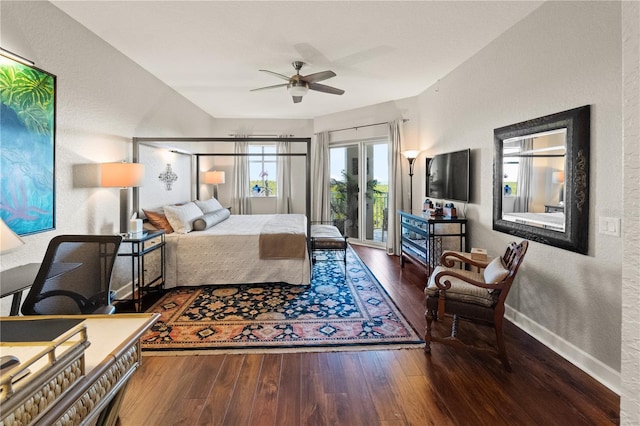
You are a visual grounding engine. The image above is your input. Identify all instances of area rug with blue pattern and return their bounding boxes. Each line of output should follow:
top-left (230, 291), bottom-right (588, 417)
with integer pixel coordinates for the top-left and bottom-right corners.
top-left (141, 247), bottom-right (424, 353)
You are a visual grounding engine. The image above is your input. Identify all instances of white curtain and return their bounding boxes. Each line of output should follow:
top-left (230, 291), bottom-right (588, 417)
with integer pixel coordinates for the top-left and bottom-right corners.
top-left (387, 119), bottom-right (405, 255)
top-left (514, 138), bottom-right (533, 213)
top-left (233, 141), bottom-right (252, 214)
top-left (276, 140), bottom-right (292, 213)
top-left (311, 131), bottom-right (331, 222)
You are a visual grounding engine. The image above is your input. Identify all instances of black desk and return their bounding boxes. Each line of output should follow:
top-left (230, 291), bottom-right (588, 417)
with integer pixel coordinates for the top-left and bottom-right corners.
top-left (0, 263), bottom-right (82, 316)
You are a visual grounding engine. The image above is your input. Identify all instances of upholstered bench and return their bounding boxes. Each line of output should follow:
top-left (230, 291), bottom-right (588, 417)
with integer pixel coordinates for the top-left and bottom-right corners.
top-left (310, 223), bottom-right (348, 269)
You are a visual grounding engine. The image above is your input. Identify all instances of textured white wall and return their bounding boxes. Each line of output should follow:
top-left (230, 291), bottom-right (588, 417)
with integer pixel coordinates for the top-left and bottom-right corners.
top-left (0, 1), bottom-right (218, 312)
top-left (621, 1), bottom-right (640, 424)
top-left (138, 145), bottom-right (194, 210)
top-left (1, 1), bottom-right (636, 415)
top-left (414, 1), bottom-right (623, 389)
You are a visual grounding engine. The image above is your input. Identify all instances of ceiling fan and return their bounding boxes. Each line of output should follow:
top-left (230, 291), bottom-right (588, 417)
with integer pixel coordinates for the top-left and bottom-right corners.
top-left (251, 61), bottom-right (345, 103)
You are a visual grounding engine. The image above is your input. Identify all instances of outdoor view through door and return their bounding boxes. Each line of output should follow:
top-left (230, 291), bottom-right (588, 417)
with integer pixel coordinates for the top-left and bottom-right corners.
top-left (330, 141), bottom-right (389, 245)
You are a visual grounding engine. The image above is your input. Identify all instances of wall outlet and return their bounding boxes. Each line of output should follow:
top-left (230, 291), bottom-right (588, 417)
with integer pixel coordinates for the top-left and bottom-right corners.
top-left (598, 217), bottom-right (620, 237)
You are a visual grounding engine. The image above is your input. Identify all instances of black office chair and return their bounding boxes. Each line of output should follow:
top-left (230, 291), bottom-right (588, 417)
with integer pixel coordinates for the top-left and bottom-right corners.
top-left (21, 235), bottom-right (123, 315)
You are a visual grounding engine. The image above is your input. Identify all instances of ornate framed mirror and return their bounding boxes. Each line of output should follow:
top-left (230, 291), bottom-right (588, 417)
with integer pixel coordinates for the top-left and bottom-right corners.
top-left (493, 105), bottom-right (590, 254)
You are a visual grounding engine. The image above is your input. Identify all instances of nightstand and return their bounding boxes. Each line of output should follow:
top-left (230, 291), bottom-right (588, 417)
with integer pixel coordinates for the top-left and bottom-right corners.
top-left (117, 230), bottom-right (165, 312)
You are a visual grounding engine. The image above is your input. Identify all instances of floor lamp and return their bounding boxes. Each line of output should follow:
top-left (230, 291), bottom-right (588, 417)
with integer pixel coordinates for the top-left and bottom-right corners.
top-left (100, 162), bottom-right (145, 234)
top-left (204, 171), bottom-right (225, 199)
top-left (403, 150), bottom-right (420, 215)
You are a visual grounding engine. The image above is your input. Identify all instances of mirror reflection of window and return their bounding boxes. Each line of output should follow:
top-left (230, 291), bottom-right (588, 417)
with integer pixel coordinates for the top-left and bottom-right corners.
top-left (501, 128), bottom-right (567, 231)
top-left (503, 144), bottom-right (520, 197)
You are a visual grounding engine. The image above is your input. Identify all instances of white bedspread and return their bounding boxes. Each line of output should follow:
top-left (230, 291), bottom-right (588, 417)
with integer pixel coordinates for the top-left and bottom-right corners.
top-left (164, 214), bottom-right (310, 287)
top-left (503, 211), bottom-right (565, 232)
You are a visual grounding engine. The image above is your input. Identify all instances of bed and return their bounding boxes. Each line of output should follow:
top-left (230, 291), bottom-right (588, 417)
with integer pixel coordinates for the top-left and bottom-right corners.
top-left (143, 200), bottom-right (311, 288)
top-left (502, 211), bottom-right (565, 232)
top-left (133, 136), bottom-right (313, 288)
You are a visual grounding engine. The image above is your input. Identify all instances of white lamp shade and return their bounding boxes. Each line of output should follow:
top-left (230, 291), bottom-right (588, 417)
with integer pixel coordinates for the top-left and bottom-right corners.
top-left (402, 150), bottom-right (420, 160)
top-left (204, 171), bottom-right (225, 185)
top-left (0, 218), bottom-right (25, 253)
top-left (287, 81), bottom-right (309, 97)
top-left (552, 171), bottom-right (565, 183)
top-left (100, 162), bottom-right (145, 188)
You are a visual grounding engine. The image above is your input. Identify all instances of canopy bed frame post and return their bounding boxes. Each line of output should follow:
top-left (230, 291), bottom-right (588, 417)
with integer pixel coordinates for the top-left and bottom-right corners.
top-left (133, 137), bottom-right (140, 215)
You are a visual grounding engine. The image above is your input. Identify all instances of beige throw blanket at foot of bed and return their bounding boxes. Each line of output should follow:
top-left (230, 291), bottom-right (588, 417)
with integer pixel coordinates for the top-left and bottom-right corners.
top-left (259, 215), bottom-right (307, 259)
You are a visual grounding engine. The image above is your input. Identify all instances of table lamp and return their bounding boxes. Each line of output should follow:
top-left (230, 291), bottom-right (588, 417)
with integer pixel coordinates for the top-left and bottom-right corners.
top-left (204, 171), bottom-right (225, 199)
top-left (0, 218), bottom-right (25, 253)
top-left (100, 162), bottom-right (145, 234)
top-left (552, 171), bottom-right (565, 205)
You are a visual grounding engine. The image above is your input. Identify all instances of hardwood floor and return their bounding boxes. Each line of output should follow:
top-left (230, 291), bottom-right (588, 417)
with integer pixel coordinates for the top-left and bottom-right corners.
top-left (119, 245), bottom-right (619, 425)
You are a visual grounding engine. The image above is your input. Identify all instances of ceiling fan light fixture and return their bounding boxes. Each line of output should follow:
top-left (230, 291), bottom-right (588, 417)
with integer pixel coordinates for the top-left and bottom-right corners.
top-left (287, 81), bottom-right (309, 97)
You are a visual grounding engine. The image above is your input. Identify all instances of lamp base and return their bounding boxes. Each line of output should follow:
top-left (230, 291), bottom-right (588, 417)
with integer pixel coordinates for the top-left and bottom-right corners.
top-left (120, 188), bottom-right (129, 234)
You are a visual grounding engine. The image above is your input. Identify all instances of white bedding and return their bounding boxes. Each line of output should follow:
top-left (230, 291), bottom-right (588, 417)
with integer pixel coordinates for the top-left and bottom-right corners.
top-left (502, 211), bottom-right (565, 232)
top-left (164, 214), bottom-right (311, 287)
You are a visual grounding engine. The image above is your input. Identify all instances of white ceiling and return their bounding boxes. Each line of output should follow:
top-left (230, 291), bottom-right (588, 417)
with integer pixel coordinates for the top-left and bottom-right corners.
top-left (51, 1), bottom-right (544, 120)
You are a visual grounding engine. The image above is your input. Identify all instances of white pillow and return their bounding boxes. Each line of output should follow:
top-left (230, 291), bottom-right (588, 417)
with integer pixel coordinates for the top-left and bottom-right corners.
top-left (194, 198), bottom-right (224, 213)
top-left (483, 257), bottom-right (509, 284)
top-left (163, 202), bottom-right (203, 234)
top-left (193, 208), bottom-right (231, 231)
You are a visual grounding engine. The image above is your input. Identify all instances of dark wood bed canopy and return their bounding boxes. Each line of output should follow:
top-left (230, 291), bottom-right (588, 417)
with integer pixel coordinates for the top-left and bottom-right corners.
top-left (131, 136), bottom-right (312, 236)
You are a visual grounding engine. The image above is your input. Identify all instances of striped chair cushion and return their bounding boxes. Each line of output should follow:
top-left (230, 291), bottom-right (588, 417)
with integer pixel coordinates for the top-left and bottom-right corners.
top-left (424, 266), bottom-right (496, 307)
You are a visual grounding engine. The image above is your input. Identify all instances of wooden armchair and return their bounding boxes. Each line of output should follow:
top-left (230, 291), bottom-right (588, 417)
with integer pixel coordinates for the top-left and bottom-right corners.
top-left (424, 240), bottom-right (529, 370)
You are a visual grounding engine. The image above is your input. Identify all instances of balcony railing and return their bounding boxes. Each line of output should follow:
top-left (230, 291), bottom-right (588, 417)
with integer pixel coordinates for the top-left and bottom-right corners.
top-left (330, 192), bottom-right (388, 242)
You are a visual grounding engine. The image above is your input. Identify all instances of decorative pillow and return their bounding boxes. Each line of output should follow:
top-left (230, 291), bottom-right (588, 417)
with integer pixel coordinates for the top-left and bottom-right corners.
top-left (194, 198), bottom-right (224, 214)
top-left (142, 209), bottom-right (174, 234)
top-left (163, 202), bottom-right (204, 234)
top-left (192, 208), bottom-right (231, 231)
top-left (483, 257), bottom-right (510, 284)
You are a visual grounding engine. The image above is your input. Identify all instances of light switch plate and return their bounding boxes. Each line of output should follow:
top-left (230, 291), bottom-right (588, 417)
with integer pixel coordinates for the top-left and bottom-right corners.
top-left (599, 217), bottom-right (620, 237)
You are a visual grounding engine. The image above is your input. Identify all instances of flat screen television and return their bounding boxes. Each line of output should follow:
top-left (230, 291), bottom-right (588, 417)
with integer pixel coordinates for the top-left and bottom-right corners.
top-left (426, 149), bottom-right (470, 203)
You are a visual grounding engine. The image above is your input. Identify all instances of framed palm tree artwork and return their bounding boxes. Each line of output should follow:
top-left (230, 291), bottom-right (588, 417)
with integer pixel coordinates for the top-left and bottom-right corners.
top-left (0, 51), bottom-right (56, 235)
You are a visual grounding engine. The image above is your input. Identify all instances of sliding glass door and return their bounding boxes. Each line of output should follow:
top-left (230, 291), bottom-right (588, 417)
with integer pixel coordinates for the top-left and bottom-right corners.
top-left (329, 140), bottom-right (389, 246)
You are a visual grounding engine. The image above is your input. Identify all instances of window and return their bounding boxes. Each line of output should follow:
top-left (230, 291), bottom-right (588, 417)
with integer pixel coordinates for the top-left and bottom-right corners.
top-left (249, 144), bottom-right (277, 196)
top-left (503, 144), bottom-right (520, 196)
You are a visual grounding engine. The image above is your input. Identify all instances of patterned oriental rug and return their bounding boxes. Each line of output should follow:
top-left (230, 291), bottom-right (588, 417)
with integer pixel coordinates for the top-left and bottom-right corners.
top-left (141, 247), bottom-right (424, 354)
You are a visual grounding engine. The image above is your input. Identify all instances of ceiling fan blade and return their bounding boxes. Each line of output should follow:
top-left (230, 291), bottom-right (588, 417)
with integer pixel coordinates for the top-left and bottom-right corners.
top-left (250, 83), bottom-right (288, 92)
top-left (308, 82), bottom-right (345, 95)
top-left (294, 43), bottom-right (331, 67)
top-left (292, 96), bottom-right (303, 104)
top-left (302, 70), bottom-right (336, 84)
top-left (259, 69), bottom-right (291, 81)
